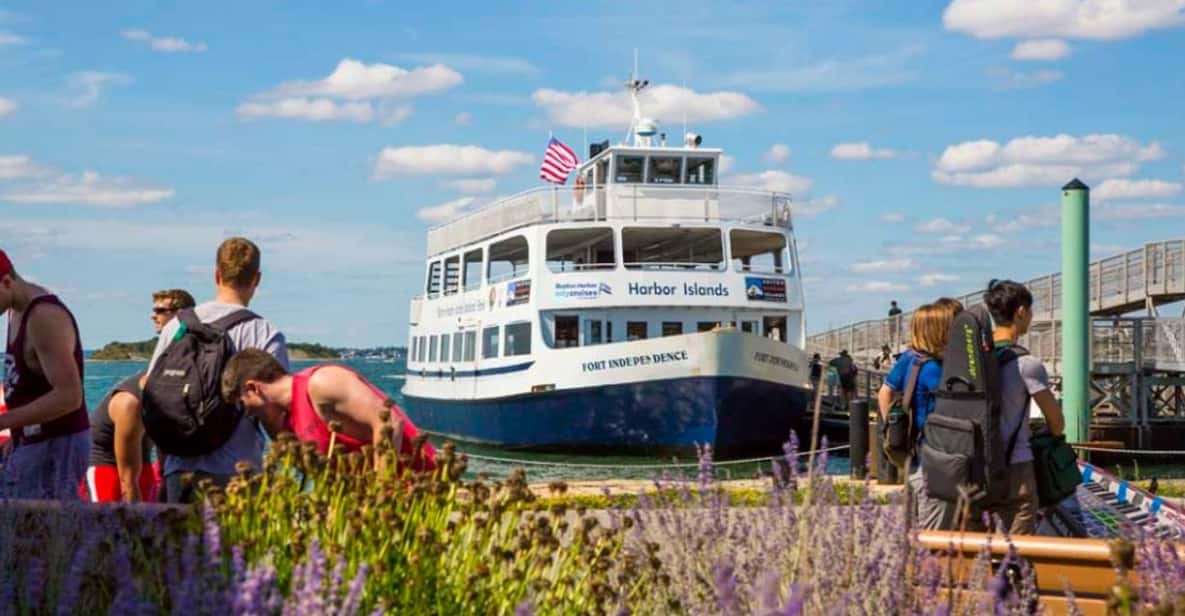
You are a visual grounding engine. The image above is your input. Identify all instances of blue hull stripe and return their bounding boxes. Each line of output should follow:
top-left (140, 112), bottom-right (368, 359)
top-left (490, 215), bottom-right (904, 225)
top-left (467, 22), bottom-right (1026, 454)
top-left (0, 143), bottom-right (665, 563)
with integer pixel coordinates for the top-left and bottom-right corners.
top-left (407, 361), bottom-right (535, 379)
top-left (403, 375), bottom-right (811, 453)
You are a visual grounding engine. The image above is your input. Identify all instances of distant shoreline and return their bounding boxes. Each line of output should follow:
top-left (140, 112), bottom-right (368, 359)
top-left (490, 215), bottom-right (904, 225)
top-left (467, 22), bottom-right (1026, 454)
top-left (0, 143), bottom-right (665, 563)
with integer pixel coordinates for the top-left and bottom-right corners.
top-left (86, 341), bottom-right (403, 362)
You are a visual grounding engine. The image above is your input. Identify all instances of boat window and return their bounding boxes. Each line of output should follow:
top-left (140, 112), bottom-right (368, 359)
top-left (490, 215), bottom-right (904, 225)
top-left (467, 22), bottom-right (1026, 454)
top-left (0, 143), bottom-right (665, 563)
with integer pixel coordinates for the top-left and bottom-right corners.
top-left (547, 228), bottom-right (615, 272)
top-left (627, 321), bottom-right (648, 341)
top-left (731, 230), bottom-right (789, 274)
top-left (463, 248), bottom-right (483, 290)
top-left (606, 321), bottom-right (614, 343)
top-left (429, 335), bottom-right (439, 362)
top-left (452, 333), bottom-right (464, 362)
top-left (662, 322), bottom-right (683, 337)
top-left (685, 158), bottom-right (715, 185)
top-left (615, 155), bottom-right (644, 183)
top-left (464, 331), bottom-right (477, 362)
top-left (555, 315), bottom-right (579, 348)
top-left (488, 236), bottom-right (530, 282)
top-left (410, 337), bottom-right (417, 363)
top-left (596, 159), bottom-right (609, 187)
top-left (440, 333), bottom-right (451, 362)
top-left (426, 261), bottom-right (442, 297)
top-left (741, 321), bottom-right (757, 334)
top-left (763, 316), bottom-right (787, 342)
top-left (622, 227), bottom-right (724, 270)
top-left (587, 320), bottom-right (603, 345)
top-left (697, 322), bottom-right (717, 333)
top-left (505, 322), bottom-right (532, 356)
top-left (420, 336), bottom-right (428, 362)
top-left (482, 326), bottom-right (499, 359)
top-left (648, 157), bottom-right (682, 184)
top-left (443, 255), bottom-right (461, 295)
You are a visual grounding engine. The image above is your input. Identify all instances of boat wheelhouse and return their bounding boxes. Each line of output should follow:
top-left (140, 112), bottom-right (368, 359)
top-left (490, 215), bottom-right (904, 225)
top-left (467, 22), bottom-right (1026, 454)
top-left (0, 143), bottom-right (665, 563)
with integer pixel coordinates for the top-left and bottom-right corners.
top-left (402, 76), bottom-right (812, 454)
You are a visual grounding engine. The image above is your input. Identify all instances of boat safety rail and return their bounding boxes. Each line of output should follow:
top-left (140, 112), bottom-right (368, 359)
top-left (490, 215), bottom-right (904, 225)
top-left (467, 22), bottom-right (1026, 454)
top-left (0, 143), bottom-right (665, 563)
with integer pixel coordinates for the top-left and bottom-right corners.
top-left (1070, 444), bottom-right (1185, 457)
top-left (426, 183), bottom-right (796, 256)
top-left (458, 444), bottom-right (851, 481)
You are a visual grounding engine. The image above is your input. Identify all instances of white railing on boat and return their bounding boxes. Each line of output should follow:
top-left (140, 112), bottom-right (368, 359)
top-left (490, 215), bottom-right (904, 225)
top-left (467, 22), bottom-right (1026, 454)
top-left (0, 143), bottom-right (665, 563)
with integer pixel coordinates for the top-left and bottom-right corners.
top-left (426, 184), bottom-right (793, 256)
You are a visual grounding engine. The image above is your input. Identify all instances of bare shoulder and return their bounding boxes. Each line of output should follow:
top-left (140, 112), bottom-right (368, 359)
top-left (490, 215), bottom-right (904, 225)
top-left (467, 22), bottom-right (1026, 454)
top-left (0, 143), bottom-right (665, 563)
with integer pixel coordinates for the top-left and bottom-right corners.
top-left (27, 300), bottom-right (74, 334)
top-left (306, 365), bottom-right (356, 398)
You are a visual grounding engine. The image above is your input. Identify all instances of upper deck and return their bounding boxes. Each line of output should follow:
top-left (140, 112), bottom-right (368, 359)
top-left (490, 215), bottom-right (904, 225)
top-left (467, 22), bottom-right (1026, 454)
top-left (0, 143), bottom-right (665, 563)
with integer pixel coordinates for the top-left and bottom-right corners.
top-left (426, 143), bottom-right (793, 257)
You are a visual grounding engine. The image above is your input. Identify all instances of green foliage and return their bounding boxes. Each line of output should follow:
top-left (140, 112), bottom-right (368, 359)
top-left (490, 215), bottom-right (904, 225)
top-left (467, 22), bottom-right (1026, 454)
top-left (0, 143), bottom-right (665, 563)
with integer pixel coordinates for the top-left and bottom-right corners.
top-left (286, 342), bottom-right (341, 359)
top-left (89, 338), bottom-right (157, 360)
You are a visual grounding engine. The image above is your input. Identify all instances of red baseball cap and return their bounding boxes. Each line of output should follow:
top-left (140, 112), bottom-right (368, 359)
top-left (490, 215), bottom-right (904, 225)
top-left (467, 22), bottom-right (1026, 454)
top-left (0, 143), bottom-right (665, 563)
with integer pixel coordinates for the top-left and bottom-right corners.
top-left (0, 249), bottom-right (11, 278)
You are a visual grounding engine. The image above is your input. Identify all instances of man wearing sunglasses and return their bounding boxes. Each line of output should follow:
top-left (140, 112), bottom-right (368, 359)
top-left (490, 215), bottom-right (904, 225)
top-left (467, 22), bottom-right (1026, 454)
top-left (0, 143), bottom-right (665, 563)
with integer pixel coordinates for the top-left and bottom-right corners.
top-left (81, 289), bottom-right (194, 502)
top-left (151, 289), bottom-right (196, 334)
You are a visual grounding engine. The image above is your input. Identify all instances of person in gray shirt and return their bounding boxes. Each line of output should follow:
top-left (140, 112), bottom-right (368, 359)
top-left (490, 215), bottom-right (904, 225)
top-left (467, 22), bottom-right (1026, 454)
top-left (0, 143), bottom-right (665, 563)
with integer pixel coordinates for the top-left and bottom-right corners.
top-left (983, 279), bottom-right (1065, 535)
top-left (146, 237), bottom-right (288, 503)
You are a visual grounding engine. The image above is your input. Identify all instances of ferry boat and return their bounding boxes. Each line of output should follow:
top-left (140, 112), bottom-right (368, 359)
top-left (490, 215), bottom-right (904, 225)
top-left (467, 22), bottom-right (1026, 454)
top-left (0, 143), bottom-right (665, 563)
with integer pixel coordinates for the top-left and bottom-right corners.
top-left (402, 75), bottom-right (812, 454)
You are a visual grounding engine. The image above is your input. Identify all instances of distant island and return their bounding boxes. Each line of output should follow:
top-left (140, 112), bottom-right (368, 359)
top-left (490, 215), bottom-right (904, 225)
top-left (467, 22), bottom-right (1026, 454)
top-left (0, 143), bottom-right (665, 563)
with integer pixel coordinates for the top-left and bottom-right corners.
top-left (88, 340), bottom-right (404, 362)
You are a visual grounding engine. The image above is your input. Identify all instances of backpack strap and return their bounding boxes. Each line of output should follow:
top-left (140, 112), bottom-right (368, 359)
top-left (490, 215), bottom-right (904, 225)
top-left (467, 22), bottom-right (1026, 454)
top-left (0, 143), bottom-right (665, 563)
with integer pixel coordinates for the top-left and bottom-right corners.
top-left (997, 346), bottom-right (1029, 464)
top-left (209, 309), bottom-right (260, 333)
top-left (902, 354), bottom-right (931, 440)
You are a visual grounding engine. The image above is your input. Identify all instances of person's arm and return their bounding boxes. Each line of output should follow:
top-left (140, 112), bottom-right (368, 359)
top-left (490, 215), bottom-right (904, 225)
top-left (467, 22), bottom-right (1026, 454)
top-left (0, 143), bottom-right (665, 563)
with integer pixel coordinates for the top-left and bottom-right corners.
top-left (0, 305), bottom-right (84, 431)
top-left (877, 384), bottom-right (894, 420)
top-left (109, 392), bottom-right (145, 502)
top-left (307, 368), bottom-right (401, 470)
top-left (1023, 358), bottom-right (1065, 437)
top-left (1032, 390), bottom-right (1065, 437)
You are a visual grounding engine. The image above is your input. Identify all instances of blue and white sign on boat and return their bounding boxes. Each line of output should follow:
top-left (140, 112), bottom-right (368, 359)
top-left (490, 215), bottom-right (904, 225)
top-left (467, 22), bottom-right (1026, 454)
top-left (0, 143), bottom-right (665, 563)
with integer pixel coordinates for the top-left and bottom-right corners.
top-left (555, 281), bottom-right (613, 300)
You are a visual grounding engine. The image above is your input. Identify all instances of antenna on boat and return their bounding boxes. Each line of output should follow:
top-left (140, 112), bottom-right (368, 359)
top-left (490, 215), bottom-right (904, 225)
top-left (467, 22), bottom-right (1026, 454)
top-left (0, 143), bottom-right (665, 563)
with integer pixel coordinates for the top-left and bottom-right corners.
top-left (625, 49), bottom-right (656, 147)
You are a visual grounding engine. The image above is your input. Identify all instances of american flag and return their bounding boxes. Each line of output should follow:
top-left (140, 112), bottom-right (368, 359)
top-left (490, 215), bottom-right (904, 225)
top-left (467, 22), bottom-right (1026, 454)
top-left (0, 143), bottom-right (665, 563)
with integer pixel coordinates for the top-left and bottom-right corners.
top-left (539, 137), bottom-right (579, 184)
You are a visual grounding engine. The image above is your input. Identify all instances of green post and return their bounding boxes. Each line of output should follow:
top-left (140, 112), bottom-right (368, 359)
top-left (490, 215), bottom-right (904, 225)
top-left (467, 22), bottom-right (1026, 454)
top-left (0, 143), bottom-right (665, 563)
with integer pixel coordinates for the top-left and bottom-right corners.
top-left (1061, 178), bottom-right (1090, 444)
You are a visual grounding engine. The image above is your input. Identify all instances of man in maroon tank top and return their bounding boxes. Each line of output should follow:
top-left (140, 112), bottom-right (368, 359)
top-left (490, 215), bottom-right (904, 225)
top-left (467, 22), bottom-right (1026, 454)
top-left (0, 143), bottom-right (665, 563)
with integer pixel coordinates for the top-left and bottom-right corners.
top-left (0, 248), bottom-right (91, 499)
top-left (221, 349), bottom-right (435, 471)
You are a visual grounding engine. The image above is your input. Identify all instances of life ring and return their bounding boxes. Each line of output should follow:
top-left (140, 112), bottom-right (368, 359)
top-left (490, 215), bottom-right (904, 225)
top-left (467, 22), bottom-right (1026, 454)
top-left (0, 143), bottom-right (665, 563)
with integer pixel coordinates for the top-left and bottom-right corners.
top-left (573, 174), bottom-right (586, 204)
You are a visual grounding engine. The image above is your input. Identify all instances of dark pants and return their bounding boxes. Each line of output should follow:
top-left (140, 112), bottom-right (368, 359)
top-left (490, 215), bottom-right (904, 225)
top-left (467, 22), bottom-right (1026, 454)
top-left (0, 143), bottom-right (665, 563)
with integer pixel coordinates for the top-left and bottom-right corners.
top-left (164, 471), bottom-right (232, 504)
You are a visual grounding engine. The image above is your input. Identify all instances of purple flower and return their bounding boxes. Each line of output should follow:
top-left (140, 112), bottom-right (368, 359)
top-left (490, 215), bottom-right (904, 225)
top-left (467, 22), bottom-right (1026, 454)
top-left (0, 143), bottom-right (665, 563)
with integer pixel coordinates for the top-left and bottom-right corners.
top-left (514, 599), bottom-right (533, 615)
top-left (339, 563), bottom-right (370, 616)
top-left (713, 558), bottom-right (740, 615)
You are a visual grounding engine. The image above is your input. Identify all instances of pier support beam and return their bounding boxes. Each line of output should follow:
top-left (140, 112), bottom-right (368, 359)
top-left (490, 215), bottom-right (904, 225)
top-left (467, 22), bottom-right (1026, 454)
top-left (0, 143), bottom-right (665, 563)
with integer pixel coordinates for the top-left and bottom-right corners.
top-left (1062, 179), bottom-right (1090, 443)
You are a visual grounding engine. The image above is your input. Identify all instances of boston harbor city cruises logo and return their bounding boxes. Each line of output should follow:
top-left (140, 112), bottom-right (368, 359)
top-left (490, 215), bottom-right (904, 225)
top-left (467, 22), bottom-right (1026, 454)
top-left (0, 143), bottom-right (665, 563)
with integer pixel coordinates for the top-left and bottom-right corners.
top-left (554, 281), bottom-right (613, 300)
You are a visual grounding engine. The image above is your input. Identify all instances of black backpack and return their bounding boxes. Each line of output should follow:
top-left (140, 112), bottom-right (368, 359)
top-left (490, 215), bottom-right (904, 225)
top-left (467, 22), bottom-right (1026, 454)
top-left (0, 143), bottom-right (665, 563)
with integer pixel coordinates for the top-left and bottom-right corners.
top-left (141, 308), bottom-right (259, 457)
top-left (920, 305), bottom-right (1028, 508)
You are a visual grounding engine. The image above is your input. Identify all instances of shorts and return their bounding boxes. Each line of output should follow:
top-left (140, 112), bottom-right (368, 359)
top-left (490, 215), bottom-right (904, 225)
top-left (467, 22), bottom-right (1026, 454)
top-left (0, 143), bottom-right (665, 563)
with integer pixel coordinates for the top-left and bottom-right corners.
top-left (78, 464), bottom-right (159, 502)
top-left (0, 429), bottom-right (90, 500)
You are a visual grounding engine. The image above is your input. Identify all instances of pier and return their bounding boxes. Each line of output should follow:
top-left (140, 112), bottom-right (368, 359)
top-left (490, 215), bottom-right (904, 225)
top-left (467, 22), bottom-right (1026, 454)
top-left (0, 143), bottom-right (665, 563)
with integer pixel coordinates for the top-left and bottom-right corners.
top-left (807, 238), bottom-right (1185, 451)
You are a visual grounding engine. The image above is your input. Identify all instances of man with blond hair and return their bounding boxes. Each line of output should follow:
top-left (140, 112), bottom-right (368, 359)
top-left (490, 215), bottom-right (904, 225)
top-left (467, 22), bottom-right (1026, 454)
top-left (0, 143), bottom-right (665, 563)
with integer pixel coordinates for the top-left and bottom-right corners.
top-left (144, 238), bottom-right (288, 503)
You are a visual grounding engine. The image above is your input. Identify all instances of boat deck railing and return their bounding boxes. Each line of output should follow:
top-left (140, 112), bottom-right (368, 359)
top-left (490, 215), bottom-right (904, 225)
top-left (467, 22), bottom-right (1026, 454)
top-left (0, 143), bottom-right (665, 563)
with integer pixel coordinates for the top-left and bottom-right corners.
top-left (426, 184), bottom-right (794, 256)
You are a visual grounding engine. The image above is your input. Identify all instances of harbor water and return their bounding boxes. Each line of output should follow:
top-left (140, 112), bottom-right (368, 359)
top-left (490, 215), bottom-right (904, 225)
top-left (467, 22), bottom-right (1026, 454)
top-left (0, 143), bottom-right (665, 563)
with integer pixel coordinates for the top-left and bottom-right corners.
top-left (84, 358), bottom-right (1183, 480)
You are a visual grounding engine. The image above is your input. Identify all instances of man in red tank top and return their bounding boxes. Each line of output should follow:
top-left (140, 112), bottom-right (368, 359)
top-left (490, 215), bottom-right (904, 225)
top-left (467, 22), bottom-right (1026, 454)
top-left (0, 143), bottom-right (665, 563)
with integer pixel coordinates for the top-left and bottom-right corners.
top-left (0, 248), bottom-right (91, 500)
top-left (221, 349), bottom-right (435, 471)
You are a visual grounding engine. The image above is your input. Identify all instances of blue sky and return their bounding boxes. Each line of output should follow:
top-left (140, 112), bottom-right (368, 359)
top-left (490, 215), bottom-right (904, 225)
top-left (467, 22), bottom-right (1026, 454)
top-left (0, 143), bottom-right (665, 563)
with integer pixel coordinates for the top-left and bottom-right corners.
top-left (2, 1), bottom-right (1184, 347)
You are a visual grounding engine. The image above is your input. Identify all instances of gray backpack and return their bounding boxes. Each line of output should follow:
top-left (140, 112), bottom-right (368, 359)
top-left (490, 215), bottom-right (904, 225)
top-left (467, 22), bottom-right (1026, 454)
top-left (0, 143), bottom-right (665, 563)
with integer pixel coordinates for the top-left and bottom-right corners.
top-left (920, 305), bottom-right (1027, 508)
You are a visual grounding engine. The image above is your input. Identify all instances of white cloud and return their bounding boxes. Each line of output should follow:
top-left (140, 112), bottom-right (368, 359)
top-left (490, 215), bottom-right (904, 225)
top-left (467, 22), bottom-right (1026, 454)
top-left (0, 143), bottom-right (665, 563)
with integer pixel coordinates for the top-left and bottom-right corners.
top-left (1096, 202), bottom-right (1185, 220)
top-left (239, 59), bottom-right (459, 124)
top-left (1, 171), bottom-right (173, 207)
top-left (417, 197), bottom-right (477, 224)
top-left (729, 170), bottom-right (813, 194)
top-left (0, 155), bottom-right (50, 179)
top-left (932, 133), bottom-right (1164, 188)
top-left (831, 142), bottom-right (898, 160)
top-left (794, 194), bottom-right (840, 218)
top-left (1095, 178), bottom-right (1183, 200)
top-left (920, 273), bottom-right (961, 287)
top-left (454, 111), bottom-right (472, 126)
top-left (237, 98), bottom-right (374, 122)
top-left (847, 281), bottom-right (908, 293)
top-left (1010, 39), bottom-right (1072, 60)
top-left (0, 96), bottom-right (15, 117)
top-left (989, 67), bottom-right (1064, 89)
top-left (532, 84), bottom-right (759, 128)
top-left (881, 212), bottom-right (906, 223)
top-left (968, 233), bottom-right (1006, 248)
top-left (397, 52), bottom-right (538, 76)
top-left (121, 29), bottom-right (207, 53)
top-left (67, 71), bottom-right (130, 108)
top-left (0, 31), bottom-right (24, 46)
top-left (718, 155), bottom-right (735, 174)
top-left (991, 204), bottom-right (1061, 232)
top-left (372, 144), bottom-right (532, 179)
top-left (763, 144), bottom-right (791, 163)
top-left (719, 45), bottom-right (924, 93)
top-left (916, 217), bottom-right (970, 234)
top-left (850, 258), bottom-right (916, 273)
top-left (445, 178), bottom-right (496, 194)
top-left (263, 59), bottom-right (462, 100)
top-left (943, 0), bottom-right (1185, 41)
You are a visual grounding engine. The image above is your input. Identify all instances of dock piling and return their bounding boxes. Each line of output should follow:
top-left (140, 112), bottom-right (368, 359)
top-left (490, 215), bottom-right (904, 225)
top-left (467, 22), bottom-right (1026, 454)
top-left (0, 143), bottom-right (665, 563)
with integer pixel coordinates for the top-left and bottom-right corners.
top-left (849, 399), bottom-right (869, 479)
top-left (1062, 178), bottom-right (1091, 444)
